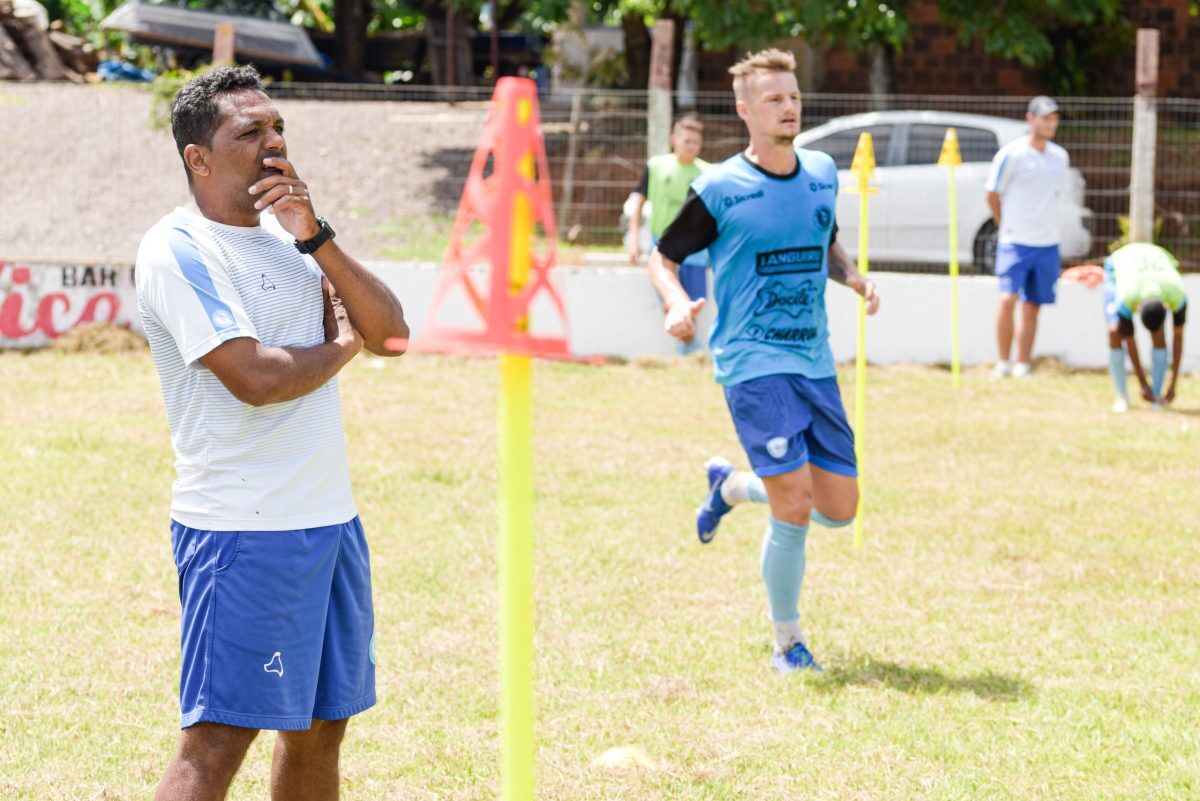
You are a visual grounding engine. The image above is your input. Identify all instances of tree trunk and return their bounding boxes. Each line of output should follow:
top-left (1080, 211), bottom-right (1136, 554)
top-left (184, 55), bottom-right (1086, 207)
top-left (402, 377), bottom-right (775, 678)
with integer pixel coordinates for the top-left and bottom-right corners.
top-left (421, 0), bottom-right (474, 86)
top-left (621, 12), bottom-right (650, 89)
top-left (1, 2), bottom-right (74, 81)
top-left (867, 42), bottom-right (894, 109)
top-left (333, 0), bottom-right (367, 75)
top-left (0, 19), bottom-right (36, 80)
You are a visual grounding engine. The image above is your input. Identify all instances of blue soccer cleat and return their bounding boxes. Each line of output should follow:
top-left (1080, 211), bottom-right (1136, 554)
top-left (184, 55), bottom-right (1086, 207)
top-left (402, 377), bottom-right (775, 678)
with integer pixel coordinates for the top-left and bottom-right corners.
top-left (770, 640), bottom-right (824, 675)
top-left (696, 456), bottom-right (734, 544)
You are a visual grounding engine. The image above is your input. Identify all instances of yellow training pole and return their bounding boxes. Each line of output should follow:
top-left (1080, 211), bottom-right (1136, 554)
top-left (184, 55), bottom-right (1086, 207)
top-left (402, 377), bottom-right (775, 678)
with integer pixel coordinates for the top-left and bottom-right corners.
top-left (499, 96), bottom-right (535, 801)
top-left (846, 133), bottom-right (877, 550)
top-left (939, 128), bottom-right (963, 390)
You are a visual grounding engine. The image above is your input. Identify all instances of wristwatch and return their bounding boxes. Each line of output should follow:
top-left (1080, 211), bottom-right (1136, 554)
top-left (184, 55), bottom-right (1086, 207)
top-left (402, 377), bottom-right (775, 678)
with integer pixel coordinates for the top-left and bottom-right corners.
top-left (294, 217), bottom-right (336, 254)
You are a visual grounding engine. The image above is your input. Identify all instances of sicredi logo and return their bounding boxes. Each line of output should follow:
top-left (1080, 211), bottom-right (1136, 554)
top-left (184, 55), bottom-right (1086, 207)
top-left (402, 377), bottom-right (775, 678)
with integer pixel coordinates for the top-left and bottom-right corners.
top-left (809, 181), bottom-right (834, 192)
top-left (723, 190), bottom-right (765, 209)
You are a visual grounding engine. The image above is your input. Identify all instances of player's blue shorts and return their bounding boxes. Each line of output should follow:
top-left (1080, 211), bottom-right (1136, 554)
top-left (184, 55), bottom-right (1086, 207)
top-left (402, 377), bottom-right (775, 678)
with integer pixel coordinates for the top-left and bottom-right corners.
top-left (723, 373), bottom-right (857, 478)
top-left (170, 516), bottom-right (376, 731)
top-left (652, 235), bottom-right (708, 301)
top-left (1103, 280), bottom-right (1121, 326)
top-left (996, 243), bottom-right (1060, 305)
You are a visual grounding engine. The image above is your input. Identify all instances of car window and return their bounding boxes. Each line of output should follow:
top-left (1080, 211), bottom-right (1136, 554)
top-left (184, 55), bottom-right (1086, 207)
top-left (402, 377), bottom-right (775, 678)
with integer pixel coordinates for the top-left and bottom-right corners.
top-left (905, 124), bottom-right (999, 165)
top-left (805, 126), bottom-right (893, 170)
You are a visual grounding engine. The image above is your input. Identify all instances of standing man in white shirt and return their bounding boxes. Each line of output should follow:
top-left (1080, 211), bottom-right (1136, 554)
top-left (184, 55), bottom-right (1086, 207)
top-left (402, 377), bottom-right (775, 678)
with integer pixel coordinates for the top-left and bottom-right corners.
top-left (985, 96), bottom-right (1069, 378)
top-left (136, 65), bottom-right (408, 801)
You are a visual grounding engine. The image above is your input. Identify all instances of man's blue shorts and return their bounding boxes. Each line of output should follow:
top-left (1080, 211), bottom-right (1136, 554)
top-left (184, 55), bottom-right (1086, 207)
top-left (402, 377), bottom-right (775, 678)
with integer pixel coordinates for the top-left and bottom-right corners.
top-left (996, 243), bottom-right (1060, 305)
top-left (723, 373), bottom-right (857, 478)
top-left (1103, 280), bottom-right (1122, 326)
top-left (170, 517), bottom-right (376, 731)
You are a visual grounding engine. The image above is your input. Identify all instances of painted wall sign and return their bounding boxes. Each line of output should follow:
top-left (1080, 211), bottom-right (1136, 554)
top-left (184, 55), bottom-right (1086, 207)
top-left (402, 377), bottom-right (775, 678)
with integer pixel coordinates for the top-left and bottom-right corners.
top-left (0, 263), bottom-right (140, 348)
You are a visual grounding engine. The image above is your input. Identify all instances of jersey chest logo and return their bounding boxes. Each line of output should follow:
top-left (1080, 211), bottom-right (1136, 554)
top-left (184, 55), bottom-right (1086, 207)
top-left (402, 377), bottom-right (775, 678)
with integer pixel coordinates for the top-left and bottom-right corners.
top-left (755, 247), bottom-right (824, 275)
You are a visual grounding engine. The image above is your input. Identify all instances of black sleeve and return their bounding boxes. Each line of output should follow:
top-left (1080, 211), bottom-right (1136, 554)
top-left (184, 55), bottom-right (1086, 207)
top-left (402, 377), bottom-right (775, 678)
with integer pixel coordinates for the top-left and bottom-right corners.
top-left (657, 188), bottom-right (718, 264)
top-left (830, 220), bottom-right (838, 247)
top-left (1118, 316), bottom-right (1135, 336)
top-left (1174, 302), bottom-right (1187, 327)
top-left (634, 167), bottom-right (648, 197)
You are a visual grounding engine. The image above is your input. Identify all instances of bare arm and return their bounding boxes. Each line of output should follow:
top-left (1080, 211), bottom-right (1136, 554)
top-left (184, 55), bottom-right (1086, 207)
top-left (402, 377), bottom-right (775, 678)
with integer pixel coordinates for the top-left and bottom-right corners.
top-left (312, 239), bottom-right (409, 356)
top-left (628, 194), bottom-right (647, 264)
top-left (199, 282), bottom-right (363, 407)
top-left (1165, 325), bottom-right (1184, 404)
top-left (1124, 334), bottom-right (1154, 403)
top-left (987, 191), bottom-right (1002, 226)
top-left (251, 155), bottom-right (409, 357)
top-left (648, 247), bottom-right (704, 340)
top-left (828, 241), bottom-right (880, 315)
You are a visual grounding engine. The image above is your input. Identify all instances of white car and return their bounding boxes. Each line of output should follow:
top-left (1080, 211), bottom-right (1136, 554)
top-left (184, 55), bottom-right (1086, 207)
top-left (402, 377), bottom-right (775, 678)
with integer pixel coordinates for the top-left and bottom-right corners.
top-left (793, 111), bottom-right (1093, 273)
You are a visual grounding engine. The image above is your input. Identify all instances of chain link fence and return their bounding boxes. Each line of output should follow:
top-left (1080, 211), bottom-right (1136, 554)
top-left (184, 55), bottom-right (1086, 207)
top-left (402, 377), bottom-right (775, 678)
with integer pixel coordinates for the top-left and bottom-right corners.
top-left (2, 81), bottom-right (1197, 270)
top-left (273, 83), bottom-right (1200, 272)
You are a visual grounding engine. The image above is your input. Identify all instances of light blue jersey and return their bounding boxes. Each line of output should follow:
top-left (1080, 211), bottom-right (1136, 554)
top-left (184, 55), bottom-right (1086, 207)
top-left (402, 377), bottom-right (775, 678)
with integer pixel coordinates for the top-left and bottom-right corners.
top-left (658, 149), bottom-right (839, 385)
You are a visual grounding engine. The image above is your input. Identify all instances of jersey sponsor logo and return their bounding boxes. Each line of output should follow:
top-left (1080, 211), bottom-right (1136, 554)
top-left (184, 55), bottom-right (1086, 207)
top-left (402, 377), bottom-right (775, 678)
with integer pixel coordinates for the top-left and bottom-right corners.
top-left (263, 651), bottom-right (284, 677)
top-left (755, 247), bottom-right (824, 275)
top-left (814, 205), bottom-right (833, 230)
top-left (809, 181), bottom-right (834, 192)
top-left (744, 323), bottom-right (820, 344)
top-left (754, 280), bottom-right (817, 319)
top-left (723, 189), bottom-right (765, 209)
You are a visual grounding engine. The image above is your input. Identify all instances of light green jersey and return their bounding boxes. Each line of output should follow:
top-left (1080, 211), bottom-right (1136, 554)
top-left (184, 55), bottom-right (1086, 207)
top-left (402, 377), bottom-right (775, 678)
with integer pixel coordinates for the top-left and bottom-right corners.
top-left (645, 153), bottom-right (710, 238)
top-left (1106, 243), bottom-right (1187, 316)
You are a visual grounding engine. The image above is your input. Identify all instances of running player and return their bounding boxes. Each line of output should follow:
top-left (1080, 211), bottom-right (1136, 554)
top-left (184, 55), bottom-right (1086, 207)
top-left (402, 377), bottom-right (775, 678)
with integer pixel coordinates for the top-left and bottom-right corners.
top-left (647, 48), bottom-right (879, 675)
top-left (1103, 242), bottom-right (1187, 412)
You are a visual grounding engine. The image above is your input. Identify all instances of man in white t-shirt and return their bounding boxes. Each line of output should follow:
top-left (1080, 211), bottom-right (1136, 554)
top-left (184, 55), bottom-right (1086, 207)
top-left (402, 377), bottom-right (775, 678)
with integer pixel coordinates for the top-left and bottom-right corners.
top-left (137, 65), bottom-right (408, 801)
top-left (985, 96), bottom-right (1069, 378)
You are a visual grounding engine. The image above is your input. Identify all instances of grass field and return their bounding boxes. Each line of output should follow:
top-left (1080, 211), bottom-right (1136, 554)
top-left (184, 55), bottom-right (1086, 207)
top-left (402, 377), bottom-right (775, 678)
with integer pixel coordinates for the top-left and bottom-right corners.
top-left (2, 350), bottom-right (1198, 800)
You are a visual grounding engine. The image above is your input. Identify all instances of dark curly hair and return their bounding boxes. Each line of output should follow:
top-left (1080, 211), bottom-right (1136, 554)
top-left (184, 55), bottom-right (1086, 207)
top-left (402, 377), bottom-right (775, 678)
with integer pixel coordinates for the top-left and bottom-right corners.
top-left (171, 65), bottom-right (266, 183)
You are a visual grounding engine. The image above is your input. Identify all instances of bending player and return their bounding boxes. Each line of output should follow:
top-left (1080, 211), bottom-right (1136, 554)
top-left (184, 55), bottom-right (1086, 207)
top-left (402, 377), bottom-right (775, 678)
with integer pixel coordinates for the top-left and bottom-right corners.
top-left (1103, 242), bottom-right (1187, 412)
top-left (647, 49), bottom-right (879, 675)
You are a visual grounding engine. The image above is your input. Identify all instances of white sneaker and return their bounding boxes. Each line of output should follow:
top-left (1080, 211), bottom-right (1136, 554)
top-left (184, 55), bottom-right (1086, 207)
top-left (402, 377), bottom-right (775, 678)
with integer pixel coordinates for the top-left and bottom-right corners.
top-left (1151, 401), bottom-right (1164, 412)
top-left (1012, 362), bottom-right (1032, 378)
top-left (1111, 397), bottom-right (1128, 413)
top-left (991, 361), bottom-right (1011, 379)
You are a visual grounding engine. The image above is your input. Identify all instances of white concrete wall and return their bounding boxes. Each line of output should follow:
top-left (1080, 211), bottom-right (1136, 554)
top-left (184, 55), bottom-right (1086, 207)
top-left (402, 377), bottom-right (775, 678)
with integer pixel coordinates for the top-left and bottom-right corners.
top-left (370, 263), bottom-right (1200, 371)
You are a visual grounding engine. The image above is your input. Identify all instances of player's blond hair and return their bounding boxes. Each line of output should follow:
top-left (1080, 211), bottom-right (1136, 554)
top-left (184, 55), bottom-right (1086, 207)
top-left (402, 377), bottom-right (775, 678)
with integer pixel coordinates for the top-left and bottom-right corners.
top-left (672, 115), bottom-right (704, 135)
top-left (728, 48), bottom-right (797, 101)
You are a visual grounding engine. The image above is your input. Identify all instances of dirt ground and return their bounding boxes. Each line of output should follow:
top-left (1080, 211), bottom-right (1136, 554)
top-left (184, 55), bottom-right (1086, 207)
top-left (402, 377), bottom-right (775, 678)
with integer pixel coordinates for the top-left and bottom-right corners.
top-left (0, 83), bottom-right (489, 264)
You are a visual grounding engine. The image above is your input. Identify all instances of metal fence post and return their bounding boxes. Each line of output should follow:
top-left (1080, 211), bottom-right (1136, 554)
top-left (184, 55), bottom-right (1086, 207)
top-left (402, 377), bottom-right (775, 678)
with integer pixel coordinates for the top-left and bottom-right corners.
top-left (1130, 28), bottom-right (1159, 244)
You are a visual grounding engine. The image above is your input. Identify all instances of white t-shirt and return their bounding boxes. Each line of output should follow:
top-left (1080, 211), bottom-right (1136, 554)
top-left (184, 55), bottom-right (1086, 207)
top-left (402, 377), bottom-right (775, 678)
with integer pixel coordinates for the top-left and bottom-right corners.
top-left (136, 207), bottom-right (357, 531)
top-left (985, 137), bottom-right (1070, 247)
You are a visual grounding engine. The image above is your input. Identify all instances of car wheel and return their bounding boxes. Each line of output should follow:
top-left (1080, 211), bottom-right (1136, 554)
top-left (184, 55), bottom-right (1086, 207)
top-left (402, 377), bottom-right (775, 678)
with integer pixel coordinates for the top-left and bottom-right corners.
top-left (973, 221), bottom-right (998, 275)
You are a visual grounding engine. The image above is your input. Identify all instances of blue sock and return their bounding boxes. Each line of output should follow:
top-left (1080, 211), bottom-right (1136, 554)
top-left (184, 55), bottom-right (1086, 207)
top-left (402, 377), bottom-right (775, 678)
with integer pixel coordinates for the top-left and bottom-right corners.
top-left (1151, 348), bottom-right (1168, 398)
top-left (747, 476), bottom-right (768, 504)
top-left (1108, 348), bottom-right (1128, 398)
top-left (760, 517), bottom-right (809, 624)
top-left (811, 510), bottom-right (854, 528)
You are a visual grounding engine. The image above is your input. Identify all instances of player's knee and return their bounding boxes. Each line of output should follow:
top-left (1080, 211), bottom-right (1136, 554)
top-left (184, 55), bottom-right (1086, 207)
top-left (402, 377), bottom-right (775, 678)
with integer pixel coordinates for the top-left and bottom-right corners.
top-left (812, 509), bottom-right (855, 529)
top-left (177, 724), bottom-right (257, 775)
top-left (773, 495), bottom-right (813, 527)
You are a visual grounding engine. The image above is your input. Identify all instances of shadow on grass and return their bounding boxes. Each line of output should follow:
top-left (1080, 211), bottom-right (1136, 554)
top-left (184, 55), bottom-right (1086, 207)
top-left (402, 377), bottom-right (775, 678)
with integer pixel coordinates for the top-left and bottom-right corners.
top-left (815, 655), bottom-right (1033, 702)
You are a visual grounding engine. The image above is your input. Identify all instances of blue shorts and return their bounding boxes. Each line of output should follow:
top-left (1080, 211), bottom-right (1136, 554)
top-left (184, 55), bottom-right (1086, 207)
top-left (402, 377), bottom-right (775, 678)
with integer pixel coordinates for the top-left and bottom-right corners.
top-left (723, 373), bottom-right (857, 478)
top-left (171, 517), bottom-right (376, 731)
top-left (1103, 280), bottom-right (1121, 326)
top-left (996, 243), bottom-right (1060, 305)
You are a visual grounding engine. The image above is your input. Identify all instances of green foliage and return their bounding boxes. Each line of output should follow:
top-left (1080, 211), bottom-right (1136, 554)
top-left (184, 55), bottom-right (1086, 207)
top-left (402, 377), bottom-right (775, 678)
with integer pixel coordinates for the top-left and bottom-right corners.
top-left (147, 65), bottom-right (212, 131)
top-left (937, 0), bottom-right (1121, 67)
top-left (40, 0), bottom-right (125, 48)
top-left (1108, 215), bottom-right (1164, 253)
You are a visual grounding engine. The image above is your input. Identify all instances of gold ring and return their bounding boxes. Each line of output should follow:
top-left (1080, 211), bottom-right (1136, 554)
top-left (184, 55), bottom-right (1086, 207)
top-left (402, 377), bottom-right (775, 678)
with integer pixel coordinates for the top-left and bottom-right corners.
top-left (288, 185), bottom-right (293, 195)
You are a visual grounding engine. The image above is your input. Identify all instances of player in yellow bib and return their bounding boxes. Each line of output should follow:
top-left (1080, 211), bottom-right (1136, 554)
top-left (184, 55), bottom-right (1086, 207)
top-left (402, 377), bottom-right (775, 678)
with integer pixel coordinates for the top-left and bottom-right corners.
top-left (630, 116), bottom-right (711, 353)
top-left (1103, 243), bottom-right (1188, 412)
